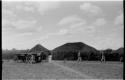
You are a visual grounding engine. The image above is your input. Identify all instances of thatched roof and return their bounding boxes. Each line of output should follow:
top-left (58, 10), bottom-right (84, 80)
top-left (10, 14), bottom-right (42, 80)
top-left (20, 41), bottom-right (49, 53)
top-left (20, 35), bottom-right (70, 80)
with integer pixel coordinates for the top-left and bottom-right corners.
top-left (29, 44), bottom-right (49, 53)
top-left (53, 42), bottom-right (98, 53)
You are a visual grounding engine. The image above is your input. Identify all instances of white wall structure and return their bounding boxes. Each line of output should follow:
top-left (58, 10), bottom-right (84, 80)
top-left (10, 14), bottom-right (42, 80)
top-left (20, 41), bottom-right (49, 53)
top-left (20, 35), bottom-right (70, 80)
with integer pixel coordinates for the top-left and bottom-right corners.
top-left (48, 55), bottom-right (52, 62)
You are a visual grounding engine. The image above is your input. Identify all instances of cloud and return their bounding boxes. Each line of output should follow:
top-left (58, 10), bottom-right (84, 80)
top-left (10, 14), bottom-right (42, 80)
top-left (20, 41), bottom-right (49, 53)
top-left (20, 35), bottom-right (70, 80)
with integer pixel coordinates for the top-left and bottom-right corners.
top-left (15, 3), bottom-right (35, 12)
top-left (58, 29), bottom-right (68, 35)
top-left (93, 36), bottom-right (123, 50)
top-left (30, 29), bottom-right (69, 43)
top-left (58, 15), bottom-right (86, 26)
top-left (48, 29), bottom-right (69, 37)
top-left (2, 4), bottom-right (42, 33)
top-left (58, 15), bottom-right (95, 35)
top-left (2, 19), bottom-right (11, 27)
top-left (69, 22), bottom-right (85, 29)
top-left (11, 20), bottom-right (37, 29)
top-left (56, 26), bottom-right (95, 37)
top-left (2, 18), bottom-right (43, 36)
top-left (17, 32), bottom-right (33, 36)
top-left (94, 18), bottom-right (106, 26)
top-left (3, 2), bottom-right (36, 13)
top-left (114, 13), bottom-right (123, 25)
top-left (37, 2), bottom-right (60, 15)
top-left (36, 26), bottom-right (43, 32)
top-left (2, 8), bottom-right (17, 20)
top-left (69, 25), bottom-right (96, 35)
top-left (80, 3), bottom-right (102, 15)
top-left (3, 1), bottom-right (60, 15)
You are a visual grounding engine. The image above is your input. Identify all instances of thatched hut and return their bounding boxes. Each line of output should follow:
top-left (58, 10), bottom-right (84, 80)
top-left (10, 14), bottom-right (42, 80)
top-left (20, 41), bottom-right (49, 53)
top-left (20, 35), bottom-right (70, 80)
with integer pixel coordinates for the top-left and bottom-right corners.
top-left (52, 42), bottom-right (99, 61)
top-left (14, 44), bottom-right (50, 63)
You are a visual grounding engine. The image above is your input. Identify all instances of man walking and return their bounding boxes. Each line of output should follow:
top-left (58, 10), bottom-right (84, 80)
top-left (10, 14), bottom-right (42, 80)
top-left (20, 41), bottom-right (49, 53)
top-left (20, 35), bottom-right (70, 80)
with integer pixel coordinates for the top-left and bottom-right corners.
top-left (77, 51), bottom-right (82, 62)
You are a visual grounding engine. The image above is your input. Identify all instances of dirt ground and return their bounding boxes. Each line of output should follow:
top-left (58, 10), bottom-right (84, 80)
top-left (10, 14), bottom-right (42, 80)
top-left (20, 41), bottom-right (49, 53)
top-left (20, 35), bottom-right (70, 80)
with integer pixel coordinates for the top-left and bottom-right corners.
top-left (2, 60), bottom-right (123, 80)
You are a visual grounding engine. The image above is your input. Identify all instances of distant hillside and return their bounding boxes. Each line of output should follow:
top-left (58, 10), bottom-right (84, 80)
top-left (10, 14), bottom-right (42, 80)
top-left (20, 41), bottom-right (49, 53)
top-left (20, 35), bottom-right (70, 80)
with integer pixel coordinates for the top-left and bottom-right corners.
top-left (52, 42), bottom-right (100, 60)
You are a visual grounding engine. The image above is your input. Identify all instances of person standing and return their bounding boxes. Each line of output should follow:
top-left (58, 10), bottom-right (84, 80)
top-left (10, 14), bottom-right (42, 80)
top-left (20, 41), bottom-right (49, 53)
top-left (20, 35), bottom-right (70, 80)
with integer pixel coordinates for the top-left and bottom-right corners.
top-left (48, 52), bottom-right (52, 62)
top-left (120, 56), bottom-right (123, 62)
top-left (77, 51), bottom-right (82, 62)
top-left (101, 51), bottom-right (105, 62)
top-left (30, 54), bottom-right (35, 64)
top-left (48, 55), bottom-right (52, 62)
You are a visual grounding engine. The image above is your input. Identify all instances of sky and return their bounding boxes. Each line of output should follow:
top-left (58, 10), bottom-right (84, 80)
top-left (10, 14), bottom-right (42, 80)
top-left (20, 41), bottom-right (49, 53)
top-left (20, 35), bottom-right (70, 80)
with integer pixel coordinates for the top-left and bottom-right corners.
top-left (2, 1), bottom-right (123, 50)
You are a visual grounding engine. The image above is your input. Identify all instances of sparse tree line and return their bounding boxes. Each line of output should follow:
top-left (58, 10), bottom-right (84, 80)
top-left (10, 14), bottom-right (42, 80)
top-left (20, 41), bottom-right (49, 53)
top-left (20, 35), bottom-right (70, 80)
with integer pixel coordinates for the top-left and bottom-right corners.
top-left (2, 49), bottom-right (29, 60)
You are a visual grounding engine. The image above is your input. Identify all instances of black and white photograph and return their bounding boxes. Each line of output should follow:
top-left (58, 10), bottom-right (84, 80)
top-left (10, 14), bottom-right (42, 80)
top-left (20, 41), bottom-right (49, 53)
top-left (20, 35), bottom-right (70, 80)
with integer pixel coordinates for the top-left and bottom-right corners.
top-left (2, 0), bottom-right (123, 79)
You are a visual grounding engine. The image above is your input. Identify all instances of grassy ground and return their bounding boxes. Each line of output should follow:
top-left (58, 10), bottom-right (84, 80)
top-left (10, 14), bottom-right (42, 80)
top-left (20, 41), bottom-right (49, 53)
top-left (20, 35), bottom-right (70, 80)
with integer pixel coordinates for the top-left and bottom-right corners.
top-left (2, 60), bottom-right (123, 79)
top-left (2, 60), bottom-right (86, 79)
top-left (56, 61), bottom-right (123, 79)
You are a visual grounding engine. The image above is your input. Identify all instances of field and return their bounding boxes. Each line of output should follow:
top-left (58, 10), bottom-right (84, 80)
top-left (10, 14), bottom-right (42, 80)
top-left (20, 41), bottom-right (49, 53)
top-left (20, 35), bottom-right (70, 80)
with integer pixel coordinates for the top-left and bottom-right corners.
top-left (56, 61), bottom-right (123, 79)
top-left (2, 60), bottom-right (123, 80)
